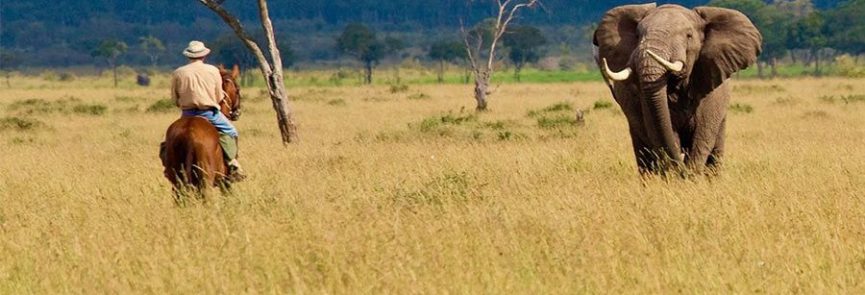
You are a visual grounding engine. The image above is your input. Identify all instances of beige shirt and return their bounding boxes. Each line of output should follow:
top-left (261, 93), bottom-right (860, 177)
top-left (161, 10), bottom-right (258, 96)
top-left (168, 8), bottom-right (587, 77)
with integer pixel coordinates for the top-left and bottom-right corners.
top-left (170, 60), bottom-right (225, 110)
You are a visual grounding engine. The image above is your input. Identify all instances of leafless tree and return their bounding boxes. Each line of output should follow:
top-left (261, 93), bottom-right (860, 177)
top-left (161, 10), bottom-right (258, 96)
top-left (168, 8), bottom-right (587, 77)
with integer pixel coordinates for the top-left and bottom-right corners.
top-left (462, 0), bottom-right (540, 111)
top-left (197, 0), bottom-right (298, 144)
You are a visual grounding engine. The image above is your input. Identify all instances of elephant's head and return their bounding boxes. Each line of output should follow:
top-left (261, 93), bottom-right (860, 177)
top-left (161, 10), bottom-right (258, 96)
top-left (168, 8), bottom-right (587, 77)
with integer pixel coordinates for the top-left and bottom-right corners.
top-left (593, 3), bottom-right (761, 165)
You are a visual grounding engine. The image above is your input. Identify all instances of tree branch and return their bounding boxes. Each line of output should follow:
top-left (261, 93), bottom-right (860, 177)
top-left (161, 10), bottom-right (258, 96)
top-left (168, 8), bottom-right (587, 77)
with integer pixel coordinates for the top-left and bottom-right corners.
top-left (197, 0), bottom-right (298, 144)
top-left (257, 0), bottom-right (281, 79)
top-left (197, 0), bottom-right (273, 77)
top-left (460, 19), bottom-right (480, 72)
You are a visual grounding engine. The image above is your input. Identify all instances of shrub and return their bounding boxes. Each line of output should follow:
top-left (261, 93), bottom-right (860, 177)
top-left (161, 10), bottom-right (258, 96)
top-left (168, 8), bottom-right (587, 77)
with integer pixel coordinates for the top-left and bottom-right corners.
top-left (115, 96), bottom-right (144, 102)
top-left (72, 104), bottom-right (107, 116)
top-left (0, 116), bottom-right (46, 132)
top-left (593, 99), bottom-right (613, 110)
top-left (818, 95), bottom-right (865, 104)
top-left (542, 102), bottom-right (573, 112)
top-left (558, 56), bottom-right (579, 71)
top-left (328, 70), bottom-right (352, 85)
top-left (841, 94), bottom-right (865, 104)
top-left (729, 103), bottom-right (754, 114)
top-left (389, 84), bottom-right (409, 93)
top-left (528, 101), bottom-right (573, 117)
top-left (417, 112), bottom-right (477, 132)
top-left (407, 93), bottom-right (431, 100)
top-left (41, 70), bottom-right (58, 81)
top-left (482, 120), bottom-right (508, 130)
top-left (834, 54), bottom-right (865, 78)
top-left (58, 72), bottom-right (76, 81)
top-left (327, 99), bottom-right (347, 106)
top-left (818, 95), bottom-right (837, 104)
top-left (147, 99), bottom-right (176, 113)
top-left (537, 115), bottom-right (578, 129)
top-left (8, 98), bottom-right (77, 115)
top-left (773, 96), bottom-right (799, 106)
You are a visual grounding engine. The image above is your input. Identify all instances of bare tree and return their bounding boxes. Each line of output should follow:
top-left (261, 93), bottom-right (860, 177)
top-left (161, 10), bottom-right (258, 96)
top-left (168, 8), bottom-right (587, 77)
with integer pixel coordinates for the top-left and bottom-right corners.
top-left (197, 0), bottom-right (298, 144)
top-left (462, 0), bottom-right (540, 111)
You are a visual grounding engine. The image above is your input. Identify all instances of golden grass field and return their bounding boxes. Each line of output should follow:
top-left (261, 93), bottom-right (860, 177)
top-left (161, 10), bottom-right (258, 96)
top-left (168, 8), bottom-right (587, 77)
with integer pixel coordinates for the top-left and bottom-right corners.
top-left (1, 73), bottom-right (864, 293)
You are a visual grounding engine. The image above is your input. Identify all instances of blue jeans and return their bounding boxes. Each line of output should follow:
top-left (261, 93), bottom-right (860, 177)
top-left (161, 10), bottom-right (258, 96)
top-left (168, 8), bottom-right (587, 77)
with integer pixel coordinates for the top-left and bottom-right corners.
top-left (182, 109), bottom-right (238, 138)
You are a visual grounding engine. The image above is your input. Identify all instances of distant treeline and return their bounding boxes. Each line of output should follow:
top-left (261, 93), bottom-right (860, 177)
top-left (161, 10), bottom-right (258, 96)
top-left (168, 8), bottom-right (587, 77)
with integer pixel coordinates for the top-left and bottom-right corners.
top-left (0, 0), bottom-right (855, 71)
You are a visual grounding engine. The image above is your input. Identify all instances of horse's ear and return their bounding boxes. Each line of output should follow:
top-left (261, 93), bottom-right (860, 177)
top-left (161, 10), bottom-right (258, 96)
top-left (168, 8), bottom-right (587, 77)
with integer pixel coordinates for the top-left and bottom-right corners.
top-left (231, 64), bottom-right (240, 79)
top-left (218, 64), bottom-right (226, 72)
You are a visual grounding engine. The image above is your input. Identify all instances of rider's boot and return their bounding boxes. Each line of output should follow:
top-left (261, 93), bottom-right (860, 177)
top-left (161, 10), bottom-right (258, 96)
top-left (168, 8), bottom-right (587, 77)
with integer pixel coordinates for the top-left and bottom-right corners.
top-left (218, 133), bottom-right (247, 181)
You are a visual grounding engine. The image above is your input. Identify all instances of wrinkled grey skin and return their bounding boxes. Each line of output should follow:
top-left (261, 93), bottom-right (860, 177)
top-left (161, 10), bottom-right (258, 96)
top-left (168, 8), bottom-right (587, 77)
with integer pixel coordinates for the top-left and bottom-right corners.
top-left (593, 4), bottom-right (762, 175)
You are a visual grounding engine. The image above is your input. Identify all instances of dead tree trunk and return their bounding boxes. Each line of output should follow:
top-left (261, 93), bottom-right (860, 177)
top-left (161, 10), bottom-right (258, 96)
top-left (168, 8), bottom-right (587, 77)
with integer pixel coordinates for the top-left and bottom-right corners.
top-left (770, 57), bottom-right (778, 78)
top-left (474, 69), bottom-right (490, 110)
top-left (111, 59), bottom-right (118, 87)
top-left (437, 60), bottom-right (445, 83)
top-left (756, 60), bottom-right (764, 79)
top-left (813, 48), bottom-right (821, 76)
top-left (364, 61), bottom-right (373, 84)
top-left (198, 0), bottom-right (298, 144)
top-left (461, 0), bottom-right (540, 112)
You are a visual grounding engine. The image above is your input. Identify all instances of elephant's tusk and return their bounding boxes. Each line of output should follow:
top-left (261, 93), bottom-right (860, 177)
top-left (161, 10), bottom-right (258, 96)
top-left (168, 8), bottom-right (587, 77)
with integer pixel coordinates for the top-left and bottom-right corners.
top-left (646, 50), bottom-right (685, 72)
top-left (602, 58), bottom-right (632, 81)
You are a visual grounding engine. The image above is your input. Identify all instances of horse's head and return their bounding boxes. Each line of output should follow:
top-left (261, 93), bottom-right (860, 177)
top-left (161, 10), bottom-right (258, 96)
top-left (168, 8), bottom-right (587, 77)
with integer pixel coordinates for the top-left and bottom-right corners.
top-left (218, 64), bottom-right (242, 121)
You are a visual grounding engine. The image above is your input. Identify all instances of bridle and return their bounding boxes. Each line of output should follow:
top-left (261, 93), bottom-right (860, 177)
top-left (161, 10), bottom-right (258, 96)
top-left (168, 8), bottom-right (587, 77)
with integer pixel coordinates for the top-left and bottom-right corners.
top-left (220, 75), bottom-right (242, 121)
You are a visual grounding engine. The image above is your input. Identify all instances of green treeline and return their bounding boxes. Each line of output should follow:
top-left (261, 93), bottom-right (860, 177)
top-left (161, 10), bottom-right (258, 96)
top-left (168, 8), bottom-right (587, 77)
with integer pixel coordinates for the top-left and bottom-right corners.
top-left (709, 0), bottom-right (865, 76)
top-left (0, 0), bottom-right (858, 74)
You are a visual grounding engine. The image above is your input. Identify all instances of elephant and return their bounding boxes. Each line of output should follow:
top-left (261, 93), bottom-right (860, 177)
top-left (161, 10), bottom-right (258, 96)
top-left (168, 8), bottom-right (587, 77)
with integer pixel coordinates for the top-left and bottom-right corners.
top-left (592, 3), bottom-right (762, 175)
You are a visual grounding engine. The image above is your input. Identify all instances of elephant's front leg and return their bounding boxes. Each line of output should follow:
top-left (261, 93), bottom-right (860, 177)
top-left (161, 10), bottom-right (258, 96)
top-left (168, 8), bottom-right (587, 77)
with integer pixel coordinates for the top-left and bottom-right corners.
top-left (687, 85), bottom-right (730, 171)
top-left (630, 134), bottom-right (655, 174)
top-left (706, 117), bottom-right (725, 169)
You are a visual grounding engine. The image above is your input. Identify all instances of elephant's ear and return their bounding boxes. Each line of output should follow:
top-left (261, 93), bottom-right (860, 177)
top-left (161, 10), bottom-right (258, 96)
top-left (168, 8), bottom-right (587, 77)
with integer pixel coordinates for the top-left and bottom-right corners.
top-left (593, 3), bottom-right (657, 71)
top-left (692, 6), bottom-right (762, 96)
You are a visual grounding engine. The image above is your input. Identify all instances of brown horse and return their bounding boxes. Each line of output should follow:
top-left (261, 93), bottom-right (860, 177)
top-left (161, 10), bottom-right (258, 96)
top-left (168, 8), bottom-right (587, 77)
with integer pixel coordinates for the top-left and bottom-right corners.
top-left (160, 65), bottom-right (242, 196)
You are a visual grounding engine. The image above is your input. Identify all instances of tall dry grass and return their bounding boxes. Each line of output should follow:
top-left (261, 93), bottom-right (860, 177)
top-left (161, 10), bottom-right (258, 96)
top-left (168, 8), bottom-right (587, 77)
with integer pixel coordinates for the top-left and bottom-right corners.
top-left (1, 75), bottom-right (864, 293)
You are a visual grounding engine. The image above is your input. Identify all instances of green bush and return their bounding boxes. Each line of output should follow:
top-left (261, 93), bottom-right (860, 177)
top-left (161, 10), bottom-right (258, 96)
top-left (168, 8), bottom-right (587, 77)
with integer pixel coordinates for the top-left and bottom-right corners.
top-left (816, 95), bottom-right (865, 104)
top-left (147, 99), bottom-right (176, 113)
top-left (417, 112), bottom-right (477, 133)
top-left (72, 104), bottom-right (107, 115)
top-left (841, 94), bottom-right (865, 103)
top-left (537, 115), bottom-right (578, 129)
top-left (58, 72), bottom-right (76, 81)
top-left (593, 99), bottom-right (613, 110)
top-left (527, 101), bottom-right (573, 117)
top-left (389, 84), bottom-right (410, 93)
top-left (41, 70), bottom-right (58, 81)
top-left (8, 98), bottom-right (78, 115)
top-left (729, 103), bottom-right (754, 114)
top-left (0, 116), bottom-right (46, 132)
top-left (115, 96), bottom-right (145, 102)
top-left (834, 55), bottom-right (865, 78)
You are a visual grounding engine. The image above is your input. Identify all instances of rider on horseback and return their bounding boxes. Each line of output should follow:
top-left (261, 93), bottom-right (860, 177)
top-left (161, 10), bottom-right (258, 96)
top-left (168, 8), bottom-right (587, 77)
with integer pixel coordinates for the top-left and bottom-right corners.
top-left (168, 40), bottom-right (247, 181)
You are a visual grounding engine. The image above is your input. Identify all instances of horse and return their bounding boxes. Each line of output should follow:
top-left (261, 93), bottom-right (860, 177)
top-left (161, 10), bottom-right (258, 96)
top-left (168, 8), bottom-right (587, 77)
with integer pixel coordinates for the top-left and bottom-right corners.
top-left (160, 65), bottom-right (243, 199)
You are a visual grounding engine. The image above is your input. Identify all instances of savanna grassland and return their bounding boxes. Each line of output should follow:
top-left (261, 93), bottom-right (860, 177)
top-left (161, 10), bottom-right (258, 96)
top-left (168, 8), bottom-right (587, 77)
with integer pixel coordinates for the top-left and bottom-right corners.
top-left (1, 73), bottom-right (865, 293)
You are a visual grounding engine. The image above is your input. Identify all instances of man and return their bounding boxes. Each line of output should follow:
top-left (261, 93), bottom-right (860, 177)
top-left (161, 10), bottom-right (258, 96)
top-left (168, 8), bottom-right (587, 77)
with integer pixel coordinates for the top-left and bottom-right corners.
top-left (169, 40), bottom-right (246, 180)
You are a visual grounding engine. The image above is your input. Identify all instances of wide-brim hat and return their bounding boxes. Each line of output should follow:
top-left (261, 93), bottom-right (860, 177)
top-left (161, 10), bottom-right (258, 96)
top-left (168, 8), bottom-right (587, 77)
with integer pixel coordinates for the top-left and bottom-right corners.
top-left (183, 41), bottom-right (211, 58)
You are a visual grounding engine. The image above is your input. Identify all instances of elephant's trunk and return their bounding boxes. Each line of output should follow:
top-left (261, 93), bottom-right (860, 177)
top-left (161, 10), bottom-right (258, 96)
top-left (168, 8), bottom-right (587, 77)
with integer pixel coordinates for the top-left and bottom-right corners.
top-left (637, 44), bottom-right (684, 167)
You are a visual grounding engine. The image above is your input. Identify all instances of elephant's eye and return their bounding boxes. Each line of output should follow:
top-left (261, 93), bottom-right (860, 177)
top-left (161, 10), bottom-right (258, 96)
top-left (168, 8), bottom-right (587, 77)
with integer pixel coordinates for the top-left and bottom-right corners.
top-left (686, 33), bottom-right (694, 39)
